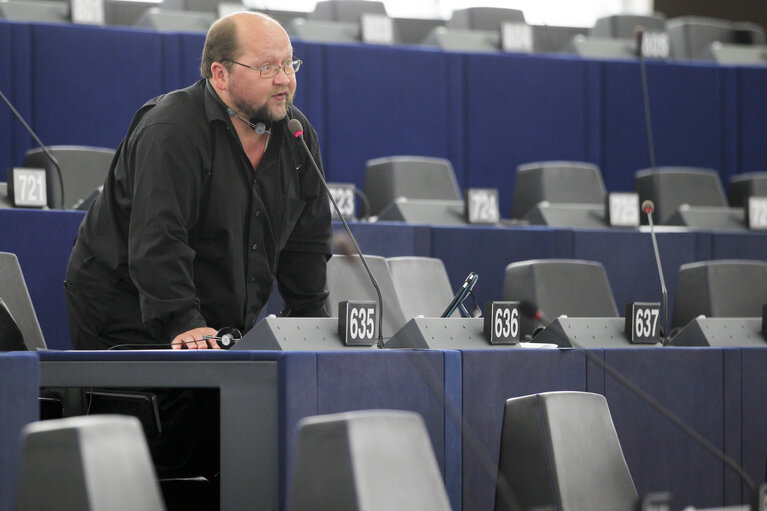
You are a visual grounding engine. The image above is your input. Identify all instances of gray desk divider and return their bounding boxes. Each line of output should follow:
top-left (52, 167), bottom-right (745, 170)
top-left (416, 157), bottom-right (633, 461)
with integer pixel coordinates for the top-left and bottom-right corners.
top-left (532, 317), bottom-right (661, 348)
top-left (669, 317), bottom-right (766, 347)
top-left (235, 317), bottom-right (377, 351)
top-left (384, 317), bottom-right (521, 350)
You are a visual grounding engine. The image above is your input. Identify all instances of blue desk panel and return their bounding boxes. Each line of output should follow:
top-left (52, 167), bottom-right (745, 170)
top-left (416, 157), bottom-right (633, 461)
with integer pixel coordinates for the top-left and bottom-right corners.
top-left (463, 54), bottom-right (596, 216)
top-left (737, 67), bottom-right (767, 173)
top-left (596, 348), bottom-right (730, 510)
top-left (1, 22), bottom-right (33, 180)
top-left (740, 348), bottom-right (767, 504)
top-left (29, 23), bottom-right (167, 151)
top-left (460, 348), bottom-right (587, 511)
top-left (0, 352), bottom-right (39, 511)
top-left (600, 61), bottom-right (725, 192)
top-left (0, 209), bottom-right (84, 350)
top-left (322, 44), bottom-right (458, 186)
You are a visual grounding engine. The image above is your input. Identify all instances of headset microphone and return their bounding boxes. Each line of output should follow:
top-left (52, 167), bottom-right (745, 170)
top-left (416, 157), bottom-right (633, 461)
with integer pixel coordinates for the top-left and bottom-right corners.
top-left (226, 107), bottom-right (271, 135)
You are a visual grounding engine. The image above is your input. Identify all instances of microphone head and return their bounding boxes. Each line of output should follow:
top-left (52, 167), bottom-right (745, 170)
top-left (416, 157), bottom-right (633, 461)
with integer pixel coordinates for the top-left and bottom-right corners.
top-left (519, 300), bottom-right (542, 321)
top-left (641, 199), bottom-right (654, 214)
top-left (288, 118), bottom-right (304, 138)
top-left (331, 230), bottom-right (356, 256)
top-left (226, 107), bottom-right (235, 116)
top-left (634, 25), bottom-right (645, 48)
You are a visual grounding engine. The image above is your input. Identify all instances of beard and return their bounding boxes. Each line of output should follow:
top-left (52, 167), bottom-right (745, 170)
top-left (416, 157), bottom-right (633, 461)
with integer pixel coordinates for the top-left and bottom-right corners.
top-left (233, 91), bottom-right (293, 124)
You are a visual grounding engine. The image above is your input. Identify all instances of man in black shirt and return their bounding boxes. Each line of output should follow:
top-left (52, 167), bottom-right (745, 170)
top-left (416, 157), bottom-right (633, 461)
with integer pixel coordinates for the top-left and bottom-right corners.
top-left (65, 12), bottom-right (331, 351)
top-left (62, 12), bottom-right (332, 493)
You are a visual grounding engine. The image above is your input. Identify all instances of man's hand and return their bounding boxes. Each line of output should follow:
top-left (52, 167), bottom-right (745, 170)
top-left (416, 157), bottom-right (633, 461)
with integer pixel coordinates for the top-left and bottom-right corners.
top-left (171, 327), bottom-right (221, 350)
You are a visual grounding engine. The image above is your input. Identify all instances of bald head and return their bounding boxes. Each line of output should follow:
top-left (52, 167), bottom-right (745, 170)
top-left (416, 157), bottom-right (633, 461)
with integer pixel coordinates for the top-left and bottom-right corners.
top-left (200, 11), bottom-right (288, 79)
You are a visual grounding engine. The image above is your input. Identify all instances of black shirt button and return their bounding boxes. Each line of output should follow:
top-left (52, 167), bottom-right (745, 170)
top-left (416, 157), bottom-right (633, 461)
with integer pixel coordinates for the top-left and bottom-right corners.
top-left (249, 275), bottom-right (256, 282)
top-left (255, 211), bottom-right (261, 217)
top-left (251, 244), bottom-right (258, 251)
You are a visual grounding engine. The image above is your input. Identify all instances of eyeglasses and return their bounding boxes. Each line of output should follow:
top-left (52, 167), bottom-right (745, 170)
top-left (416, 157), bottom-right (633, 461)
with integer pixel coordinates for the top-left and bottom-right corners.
top-left (225, 59), bottom-right (302, 78)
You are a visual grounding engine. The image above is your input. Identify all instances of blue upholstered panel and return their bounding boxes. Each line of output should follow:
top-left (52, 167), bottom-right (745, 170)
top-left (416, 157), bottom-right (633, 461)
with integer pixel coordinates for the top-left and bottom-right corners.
top-left (0, 209), bottom-right (84, 349)
top-left (344, 221), bottom-right (431, 257)
top-left (0, 352), bottom-right (39, 511)
top-left (1, 22), bottom-right (33, 181)
top-left (176, 32), bottom-right (205, 88)
top-left (709, 231), bottom-right (767, 261)
top-left (278, 352), bottom-right (318, 510)
top-left (460, 348), bottom-right (586, 511)
top-left (571, 229), bottom-right (699, 326)
top-left (444, 349), bottom-right (463, 511)
top-left (322, 44), bottom-right (455, 186)
top-left (28, 24), bottom-right (166, 149)
top-left (601, 61), bottom-right (724, 192)
top-left (314, 351), bottom-right (452, 501)
top-left (463, 54), bottom-right (593, 216)
top-left (430, 226), bottom-right (567, 308)
top-left (291, 41), bottom-right (327, 148)
top-left (741, 347), bottom-right (767, 503)
top-left (723, 348), bottom-right (744, 505)
top-left (600, 348), bottom-right (726, 510)
top-left (737, 67), bottom-right (767, 173)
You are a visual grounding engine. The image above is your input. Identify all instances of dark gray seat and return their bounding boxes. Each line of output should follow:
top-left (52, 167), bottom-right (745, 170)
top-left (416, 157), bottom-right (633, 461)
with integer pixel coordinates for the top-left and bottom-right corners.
top-left (0, 1), bottom-right (69, 23)
top-left (288, 410), bottom-right (451, 511)
top-left (495, 391), bottom-right (637, 511)
top-left (326, 254), bottom-right (407, 339)
top-left (667, 16), bottom-right (766, 60)
top-left (387, 256), bottom-right (456, 318)
top-left (133, 8), bottom-right (216, 33)
top-left (511, 161), bottom-right (606, 220)
top-left (16, 415), bottom-right (165, 511)
top-left (729, 171), bottom-right (767, 207)
top-left (422, 27), bottom-right (500, 52)
top-left (634, 167), bottom-right (730, 225)
top-left (23, 145), bottom-right (114, 210)
top-left (0, 252), bottom-right (46, 351)
top-left (673, 259), bottom-right (767, 329)
top-left (364, 156), bottom-right (461, 217)
top-left (309, 0), bottom-right (387, 22)
top-left (503, 259), bottom-right (619, 338)
top-left (590, 13), bottom-right (666, 39)
top-left (447, 7), bottom-right (525, 32)
top-left (286, 18), bottom-right (361, 44)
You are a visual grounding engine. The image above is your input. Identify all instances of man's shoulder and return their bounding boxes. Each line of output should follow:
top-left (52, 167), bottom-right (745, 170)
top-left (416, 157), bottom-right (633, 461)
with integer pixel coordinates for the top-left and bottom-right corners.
top-left (135, 80), bottom-right (208, 130)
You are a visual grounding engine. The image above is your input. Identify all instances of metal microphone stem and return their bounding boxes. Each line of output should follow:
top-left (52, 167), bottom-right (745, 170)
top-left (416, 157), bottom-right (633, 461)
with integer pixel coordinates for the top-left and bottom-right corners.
top-left (646, 210), bottom-right (668, 343)
top-left (294, 134), bottom-right (386, 349)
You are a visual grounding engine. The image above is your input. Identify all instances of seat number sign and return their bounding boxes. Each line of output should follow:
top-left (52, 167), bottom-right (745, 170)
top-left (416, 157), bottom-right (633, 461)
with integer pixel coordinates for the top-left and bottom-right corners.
top-left (625, 302), bottom-right (661, 343)
top-left (338, 301), bottom-right (377, 346)
top-left (483, 301), bottom-right (520, 344)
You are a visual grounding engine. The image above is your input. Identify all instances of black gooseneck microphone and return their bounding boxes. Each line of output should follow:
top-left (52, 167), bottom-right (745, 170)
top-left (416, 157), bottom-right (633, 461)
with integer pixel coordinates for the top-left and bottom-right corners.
top-left (642, 199), bottom-right (669, 344)
top-left (226, 107), bottom-right (271, 135)
top-left (0, 87), bottom-right (65, 208)
top-left (521, 301), bottom-right (764, 509)
top-left (106, 327), bottom-right (243, 350)
top-left (287, 118), bottom-right (385, 349)
top-left (636, 26), bottom-right (658, 173)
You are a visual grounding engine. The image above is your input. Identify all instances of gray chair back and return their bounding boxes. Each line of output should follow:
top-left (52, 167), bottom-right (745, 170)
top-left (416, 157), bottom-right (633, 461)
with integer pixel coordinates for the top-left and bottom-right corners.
top-left (387, 256), bottom-right (456, 318)
top-left (634, 167), bottom-right (728, 225)
top-left (309, 0), bottom-right (387, 23)
top-left (288, 410), bottom-right (451, 511)
top-left (16, 415), bottom-right (165, 511)
top-left (512, 161), bottom-right (606, 219)
top-left (364, 156), bottom-right (461, 216)
top-left (23, 145), bottom-right (114, 210)
top-left (728, 171), bottom-right (767, 207)
top-left (447, 7), bottom-right (525, 32)
top-left (590, 13), bottom-right (666, 39)
top-left (673, 259), bottom-right (767, 328)
top-left (503, 259), bottom-right (618, 338)
top-left (496, 392), bottom-right (637, 511)
top-left (326, 254), bottom-right (407, 339)
top-left (0, 252), bottom-right (46, 351)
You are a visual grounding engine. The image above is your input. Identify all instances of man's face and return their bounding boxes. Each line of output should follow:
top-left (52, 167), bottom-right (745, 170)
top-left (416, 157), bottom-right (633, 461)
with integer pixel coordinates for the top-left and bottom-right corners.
top-left (227, 24), bottom-right (296, 123)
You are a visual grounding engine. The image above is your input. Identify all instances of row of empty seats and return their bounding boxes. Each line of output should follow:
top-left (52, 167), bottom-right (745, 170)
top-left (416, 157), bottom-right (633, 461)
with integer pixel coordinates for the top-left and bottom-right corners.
top-left (324, 252), bottom-right (767, 343)
top-left (15, 389), bottom-right (636, 511)
top-left (5, 248), bottom-right (764, 351)
top-left (3, 147), bottom-right (766, 235)
top-left (2, 1), bottom-right (766, 64)
top-left (337, 156), bottom-right (767, 230)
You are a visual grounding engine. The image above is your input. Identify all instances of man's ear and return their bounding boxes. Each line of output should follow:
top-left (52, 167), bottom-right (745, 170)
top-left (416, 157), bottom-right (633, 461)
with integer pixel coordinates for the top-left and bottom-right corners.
top-left (209, 61), bottom-right (228, 91)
